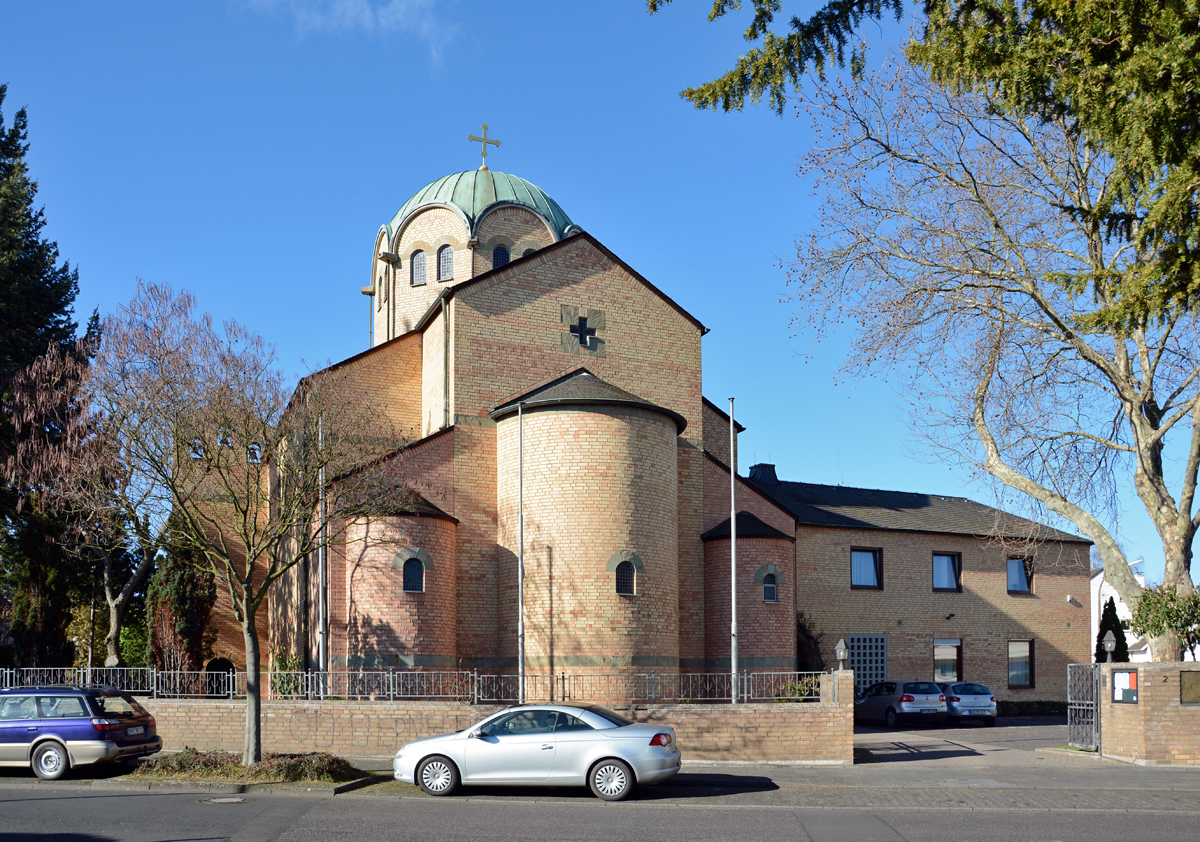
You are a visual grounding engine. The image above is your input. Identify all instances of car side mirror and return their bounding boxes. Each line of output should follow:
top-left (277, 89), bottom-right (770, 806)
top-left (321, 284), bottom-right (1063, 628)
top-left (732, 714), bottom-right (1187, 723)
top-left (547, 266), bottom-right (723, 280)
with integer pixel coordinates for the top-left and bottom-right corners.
top-left (470, 729), bottom-right (484, 739)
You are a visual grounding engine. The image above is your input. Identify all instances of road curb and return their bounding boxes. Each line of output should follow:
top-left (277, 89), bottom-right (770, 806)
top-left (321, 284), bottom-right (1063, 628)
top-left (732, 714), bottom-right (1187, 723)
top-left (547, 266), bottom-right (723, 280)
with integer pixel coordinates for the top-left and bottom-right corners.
top-left (89, 774), bottom-right (380, 797)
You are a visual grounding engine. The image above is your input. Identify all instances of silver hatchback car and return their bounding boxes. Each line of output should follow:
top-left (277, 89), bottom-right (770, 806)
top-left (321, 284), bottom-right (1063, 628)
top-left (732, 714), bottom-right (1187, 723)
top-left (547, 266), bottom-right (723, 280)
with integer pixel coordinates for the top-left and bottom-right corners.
top-left (855, 680), bottom-right (947, 728)
top-left (935, 682), bottom-right (998, 726)
top-left (393, 704), bottom-right (681, 801)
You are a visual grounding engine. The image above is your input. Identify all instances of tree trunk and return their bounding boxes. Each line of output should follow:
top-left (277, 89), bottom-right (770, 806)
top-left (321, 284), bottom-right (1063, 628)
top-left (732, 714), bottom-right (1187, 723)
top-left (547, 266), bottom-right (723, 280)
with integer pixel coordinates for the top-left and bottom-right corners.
top-left (242, 608), bottom-right (262, 766)
top-left (103, 602), bottom-right (125, 668)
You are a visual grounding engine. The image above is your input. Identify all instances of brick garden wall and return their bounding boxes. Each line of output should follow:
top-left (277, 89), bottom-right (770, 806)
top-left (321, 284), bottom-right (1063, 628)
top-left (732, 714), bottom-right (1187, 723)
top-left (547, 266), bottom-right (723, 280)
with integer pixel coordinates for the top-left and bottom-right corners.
top-left (1100, 663), bottom-right (1200, 766)
top-left (142, 671), bottom-right (854, 764)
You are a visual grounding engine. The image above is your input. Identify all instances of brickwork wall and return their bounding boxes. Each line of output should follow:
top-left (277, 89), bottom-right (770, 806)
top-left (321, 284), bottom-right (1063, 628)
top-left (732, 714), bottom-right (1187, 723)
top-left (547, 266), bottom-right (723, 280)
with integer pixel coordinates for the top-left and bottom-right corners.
top-left (701, 402), bottom-right (737, 473)
top-left (143, 689), bottom-right (853, 764)
top-left (496, 406), bottom-right (680, 672)
top-left (383, 207), bottom-right (471, 335)
top-left (422, 307), bottom-right (447, 437)
top-left (704, 536), bottom-right (797, 670)
top-left (677, 443), bottom-right (706, 668)
top-left (794, 525), bottom-right (1091, 701)
top-left (452, 236), bottom-right (704, 442)
top-left (1100, 663), bottom-right (1200, 765)
top-left (473, 206), bottom-right (555, 276)
top-left (402, 428), bottom-right (455, 516)
top-left (335, 516), bottom-right (458, 668)
top-left (701, 457), bottom-right (795, 536)
top-left (336, 332), bottom-right (423, 440)
top-left (452, 423), bottom-right (500, 666)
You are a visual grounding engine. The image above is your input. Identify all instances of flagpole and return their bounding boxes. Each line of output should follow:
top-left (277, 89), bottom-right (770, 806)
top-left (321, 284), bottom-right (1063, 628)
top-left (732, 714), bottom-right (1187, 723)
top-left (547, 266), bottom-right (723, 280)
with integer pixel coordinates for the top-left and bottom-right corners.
top-left (518, 402), bottom-right (526, 704)
top-left (730, 398), bottom-right (738, 704)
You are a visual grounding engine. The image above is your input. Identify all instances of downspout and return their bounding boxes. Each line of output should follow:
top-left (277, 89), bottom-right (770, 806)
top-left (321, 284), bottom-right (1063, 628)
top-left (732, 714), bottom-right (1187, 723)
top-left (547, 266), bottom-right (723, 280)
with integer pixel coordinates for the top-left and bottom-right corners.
top-left (317, 414), bottom-right (328, 693)
top-left (442, 297), bottom-right (450, 429)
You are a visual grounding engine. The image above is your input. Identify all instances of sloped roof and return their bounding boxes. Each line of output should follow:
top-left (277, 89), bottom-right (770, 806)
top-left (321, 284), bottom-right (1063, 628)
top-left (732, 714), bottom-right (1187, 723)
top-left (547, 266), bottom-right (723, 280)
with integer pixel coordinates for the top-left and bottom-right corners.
top-left (701, 511), bottom-right (795, 542)
top-left (745, 476), bottom-right (1088, 544)
top-left (489, 369), bottom-right (687, 434)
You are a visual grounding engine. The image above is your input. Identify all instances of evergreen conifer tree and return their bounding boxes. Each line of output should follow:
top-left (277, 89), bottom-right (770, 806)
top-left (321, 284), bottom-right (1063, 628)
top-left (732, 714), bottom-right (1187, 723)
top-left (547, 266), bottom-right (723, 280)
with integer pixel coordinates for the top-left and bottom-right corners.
top-left (0, 83), bottom-right (87, 666)
top-left (1095, 596), bottom-right (1131, 663)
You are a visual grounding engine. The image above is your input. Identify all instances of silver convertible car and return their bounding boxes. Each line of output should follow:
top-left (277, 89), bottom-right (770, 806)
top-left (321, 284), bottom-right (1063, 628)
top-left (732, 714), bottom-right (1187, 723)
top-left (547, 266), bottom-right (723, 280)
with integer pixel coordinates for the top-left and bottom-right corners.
top-left (393, 703), bottom-right (681, 801)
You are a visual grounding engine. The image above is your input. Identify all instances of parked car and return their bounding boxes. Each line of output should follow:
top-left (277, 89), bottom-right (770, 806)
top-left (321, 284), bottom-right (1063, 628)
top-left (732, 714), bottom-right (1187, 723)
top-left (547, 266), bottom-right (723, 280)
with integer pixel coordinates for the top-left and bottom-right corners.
top-left (392, 703), bottom-right (681, 801)
top-left (0, 686), bottom-right (163, 780)
top-left (855, 680), bottom-right (947, 728)
top-left (935, 682), bottom-right (998, 726)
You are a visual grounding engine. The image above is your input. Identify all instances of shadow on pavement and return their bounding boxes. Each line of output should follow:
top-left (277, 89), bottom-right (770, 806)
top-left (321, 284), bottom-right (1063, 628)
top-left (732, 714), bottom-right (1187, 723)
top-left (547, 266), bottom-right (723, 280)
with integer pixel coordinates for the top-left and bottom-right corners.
top-left (440, 772), bottom-right (779, 802)
top-left (854, 743), bottom-right (983, 764)
top-left (0, 835), bottom-right (116, 842)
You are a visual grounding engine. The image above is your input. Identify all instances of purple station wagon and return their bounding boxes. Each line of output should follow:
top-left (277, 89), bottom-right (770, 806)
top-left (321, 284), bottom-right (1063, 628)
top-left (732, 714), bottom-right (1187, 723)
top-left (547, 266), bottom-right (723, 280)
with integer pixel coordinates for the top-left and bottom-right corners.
top-left (0, 686), bottom-right (162, 779)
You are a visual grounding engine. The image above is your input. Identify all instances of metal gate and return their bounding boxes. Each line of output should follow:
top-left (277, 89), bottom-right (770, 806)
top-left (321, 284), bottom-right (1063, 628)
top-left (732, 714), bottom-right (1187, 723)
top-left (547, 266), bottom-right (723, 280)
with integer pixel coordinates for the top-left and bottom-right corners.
top-left (1067, 663), bottom-right (1101, 750)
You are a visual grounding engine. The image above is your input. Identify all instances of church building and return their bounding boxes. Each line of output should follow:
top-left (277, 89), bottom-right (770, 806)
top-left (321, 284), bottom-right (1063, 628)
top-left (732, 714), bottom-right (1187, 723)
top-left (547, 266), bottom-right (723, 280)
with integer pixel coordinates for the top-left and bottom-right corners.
top-left (262, 150), bottom-right (1092, 701)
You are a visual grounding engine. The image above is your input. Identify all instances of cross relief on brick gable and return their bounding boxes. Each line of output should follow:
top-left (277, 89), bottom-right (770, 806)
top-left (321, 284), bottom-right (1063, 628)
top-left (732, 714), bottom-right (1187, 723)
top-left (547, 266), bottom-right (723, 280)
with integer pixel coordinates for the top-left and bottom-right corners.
top-left (560, 304), bottom-right (606, 357)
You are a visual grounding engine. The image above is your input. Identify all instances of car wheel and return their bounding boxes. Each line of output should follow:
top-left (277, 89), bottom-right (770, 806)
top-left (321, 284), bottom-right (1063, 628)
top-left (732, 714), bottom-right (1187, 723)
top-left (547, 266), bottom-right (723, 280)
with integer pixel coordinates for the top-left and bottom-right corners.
top-left (32, 742), bottom-right (68, 781)
top-left (416, 756), bottom-right (459, 796)
top-left (984, 717), bottom-right (997, 727)
top-left (589, 759), bottom-right (635, 801)
top-left (884, 708), bottom-right (899, 729)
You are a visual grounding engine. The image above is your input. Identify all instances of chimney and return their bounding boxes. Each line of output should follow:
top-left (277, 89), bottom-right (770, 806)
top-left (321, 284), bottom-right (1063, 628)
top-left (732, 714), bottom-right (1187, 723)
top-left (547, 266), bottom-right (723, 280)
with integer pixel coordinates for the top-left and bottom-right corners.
top-left (749, 463), bottom-right (778, 484)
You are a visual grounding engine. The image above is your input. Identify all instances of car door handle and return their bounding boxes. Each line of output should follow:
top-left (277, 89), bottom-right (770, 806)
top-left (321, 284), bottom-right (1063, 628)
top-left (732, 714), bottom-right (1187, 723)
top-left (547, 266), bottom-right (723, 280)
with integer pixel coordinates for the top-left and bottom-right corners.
top-left (27, 727), bottom-right (38, 731)
top-left (541, 744), bottom-right (553, 750)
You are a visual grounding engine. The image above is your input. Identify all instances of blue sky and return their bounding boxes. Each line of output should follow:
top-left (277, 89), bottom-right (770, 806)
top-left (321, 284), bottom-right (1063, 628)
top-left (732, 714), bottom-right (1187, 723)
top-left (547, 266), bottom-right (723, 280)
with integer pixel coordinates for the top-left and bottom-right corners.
top-left (2, 1), bottom-right (1188, 584)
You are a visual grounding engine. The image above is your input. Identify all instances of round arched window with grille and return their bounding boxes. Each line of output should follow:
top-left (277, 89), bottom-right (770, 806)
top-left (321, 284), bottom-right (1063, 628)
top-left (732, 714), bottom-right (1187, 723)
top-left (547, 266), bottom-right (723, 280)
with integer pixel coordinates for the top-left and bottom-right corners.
top-left (402, 557), bottom-right (424, 593)
top-left (763, 573), bottom-right (778, 603)
top-left (615, 560), bottom-right (635, 596)
top-left (492, 245), bottom-right (510, 268)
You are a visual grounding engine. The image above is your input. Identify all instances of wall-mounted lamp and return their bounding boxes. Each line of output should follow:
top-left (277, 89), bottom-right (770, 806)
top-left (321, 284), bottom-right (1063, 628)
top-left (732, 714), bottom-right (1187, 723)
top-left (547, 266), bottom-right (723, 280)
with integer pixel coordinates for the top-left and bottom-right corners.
top-left (834, 638), bottom-right (848, 671)
top-left (945, 613), bottom-right (956, 620)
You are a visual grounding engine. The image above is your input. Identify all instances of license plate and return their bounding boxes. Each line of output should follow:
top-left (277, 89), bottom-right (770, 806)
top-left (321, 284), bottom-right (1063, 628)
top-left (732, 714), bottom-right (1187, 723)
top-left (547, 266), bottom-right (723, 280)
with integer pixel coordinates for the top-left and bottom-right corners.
top-left (921, 709), bottom-right (937, 714)
top-left (127, 726), bottom-right (144, 736)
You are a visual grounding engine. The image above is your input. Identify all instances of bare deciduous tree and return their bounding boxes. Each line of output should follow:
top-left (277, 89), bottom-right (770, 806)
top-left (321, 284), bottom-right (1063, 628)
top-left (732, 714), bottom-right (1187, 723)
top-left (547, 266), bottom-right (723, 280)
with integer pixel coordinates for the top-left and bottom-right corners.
top-left (789, 60), bottom-right (1198, 659)
top-left (8, 282), bottom-right (415, 761)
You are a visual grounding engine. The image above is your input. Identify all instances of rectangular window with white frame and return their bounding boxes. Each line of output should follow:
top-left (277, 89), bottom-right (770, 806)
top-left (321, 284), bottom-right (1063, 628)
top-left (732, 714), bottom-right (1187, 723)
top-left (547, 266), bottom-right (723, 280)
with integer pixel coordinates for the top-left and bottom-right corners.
top-left (851, 548), bottom-right (882, 589)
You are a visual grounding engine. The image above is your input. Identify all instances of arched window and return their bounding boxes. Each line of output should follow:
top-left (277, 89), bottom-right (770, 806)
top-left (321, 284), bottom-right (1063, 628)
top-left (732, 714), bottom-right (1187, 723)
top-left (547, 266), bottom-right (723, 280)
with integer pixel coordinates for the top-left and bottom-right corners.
top-left (437, 245), bottom-right (454, 281)
top-left (403, 558), bottom-right (424, 593)
top-left (410, 250), bottom-right (426, 286)
top-left (492, 245), bottom-right (510, 268)
top-left (522, 248), bottom-right (534, 257)
top-left (615, 560), bottom-right (635, 596)
top-left (763, 573), bottom-right (778, 603)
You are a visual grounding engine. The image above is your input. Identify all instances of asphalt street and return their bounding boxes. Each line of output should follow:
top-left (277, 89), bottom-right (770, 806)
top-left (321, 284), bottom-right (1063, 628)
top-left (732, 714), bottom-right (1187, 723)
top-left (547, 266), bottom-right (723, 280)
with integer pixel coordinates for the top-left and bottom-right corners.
top-left (0, 718), bottom-right (1197, 841)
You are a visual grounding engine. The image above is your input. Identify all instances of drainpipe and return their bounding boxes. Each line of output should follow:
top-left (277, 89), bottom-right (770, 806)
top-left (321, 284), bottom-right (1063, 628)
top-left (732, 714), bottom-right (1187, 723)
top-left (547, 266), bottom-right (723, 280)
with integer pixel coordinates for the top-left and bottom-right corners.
top-left (518, 402), bottom-right (526, 704)
top-left (442, 297), bottom-right (450, 429)
top-left (317, 413), bottom-right (328, 694)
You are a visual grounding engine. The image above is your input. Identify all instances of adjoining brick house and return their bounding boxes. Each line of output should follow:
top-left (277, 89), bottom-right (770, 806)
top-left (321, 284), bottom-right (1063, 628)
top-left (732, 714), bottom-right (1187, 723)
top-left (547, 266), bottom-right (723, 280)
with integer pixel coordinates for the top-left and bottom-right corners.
top-left (243, 166), bottom-right (1091, 699)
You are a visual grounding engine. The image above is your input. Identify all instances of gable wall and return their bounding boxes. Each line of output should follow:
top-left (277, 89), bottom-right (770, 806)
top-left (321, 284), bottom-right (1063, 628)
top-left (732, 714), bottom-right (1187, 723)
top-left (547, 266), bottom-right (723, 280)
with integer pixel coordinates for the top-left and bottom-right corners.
top-left (335, 332), bottom-right (423, 441)
top-left (702, 401), bottom-right (738, 471)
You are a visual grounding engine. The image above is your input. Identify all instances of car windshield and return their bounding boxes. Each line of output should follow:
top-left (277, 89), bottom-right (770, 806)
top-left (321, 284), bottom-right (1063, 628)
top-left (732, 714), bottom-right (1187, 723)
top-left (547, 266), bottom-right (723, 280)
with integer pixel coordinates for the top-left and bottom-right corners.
top-left (586, 705), bottom-right (633, 727)
top-left (88, 694), bottom-right (145, 718)
top-left (904, 682), bottom-right (941, 695)
top-left (953, 684), bottom-right (991, 696)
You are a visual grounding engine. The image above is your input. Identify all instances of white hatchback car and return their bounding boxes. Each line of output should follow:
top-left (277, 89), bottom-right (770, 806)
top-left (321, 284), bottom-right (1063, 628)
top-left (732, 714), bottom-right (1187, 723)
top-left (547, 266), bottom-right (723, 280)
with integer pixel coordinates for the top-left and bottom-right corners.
top-left (393, 703), bottom-right (681, 801)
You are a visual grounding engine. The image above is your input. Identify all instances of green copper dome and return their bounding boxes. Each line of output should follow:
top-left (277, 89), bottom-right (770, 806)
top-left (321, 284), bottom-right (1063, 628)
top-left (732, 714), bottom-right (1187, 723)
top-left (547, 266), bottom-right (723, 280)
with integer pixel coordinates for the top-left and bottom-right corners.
top-left (385, 170), bottom-right (578, 241)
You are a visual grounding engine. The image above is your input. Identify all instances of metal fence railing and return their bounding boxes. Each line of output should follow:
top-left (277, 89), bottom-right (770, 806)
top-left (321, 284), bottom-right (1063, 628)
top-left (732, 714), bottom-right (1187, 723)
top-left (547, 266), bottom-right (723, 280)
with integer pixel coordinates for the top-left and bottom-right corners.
top-left (0, 666), bottom-right (831, 705)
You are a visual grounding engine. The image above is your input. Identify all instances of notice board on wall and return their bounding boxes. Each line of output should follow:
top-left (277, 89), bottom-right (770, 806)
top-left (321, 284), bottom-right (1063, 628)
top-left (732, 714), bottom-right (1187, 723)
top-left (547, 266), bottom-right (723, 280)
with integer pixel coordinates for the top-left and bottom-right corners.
top-left (1112, 668), bottom-right (1138, 704)
top-left (1182, 671), bottom-right (1200, 705)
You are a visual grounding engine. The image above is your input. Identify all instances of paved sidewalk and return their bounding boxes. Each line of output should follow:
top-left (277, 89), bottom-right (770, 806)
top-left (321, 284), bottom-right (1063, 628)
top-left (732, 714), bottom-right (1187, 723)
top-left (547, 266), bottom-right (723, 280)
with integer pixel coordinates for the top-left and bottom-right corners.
top-left (342, 717), bottom-right (1200, 812)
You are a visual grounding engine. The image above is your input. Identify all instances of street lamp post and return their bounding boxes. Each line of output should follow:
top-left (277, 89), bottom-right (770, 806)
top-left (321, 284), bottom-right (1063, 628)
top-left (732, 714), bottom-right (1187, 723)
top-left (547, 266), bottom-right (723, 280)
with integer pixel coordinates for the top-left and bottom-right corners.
top-left (834, 638), bottom-right (848, 671)
top-left (1102, 630), bottom-right (1117, 663)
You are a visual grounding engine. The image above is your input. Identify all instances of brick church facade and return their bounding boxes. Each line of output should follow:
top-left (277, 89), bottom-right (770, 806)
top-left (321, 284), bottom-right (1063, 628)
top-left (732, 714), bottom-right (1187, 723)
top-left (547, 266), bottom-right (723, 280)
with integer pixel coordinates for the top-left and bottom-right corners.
top-left (248, 167), bottom-right (1091, 701)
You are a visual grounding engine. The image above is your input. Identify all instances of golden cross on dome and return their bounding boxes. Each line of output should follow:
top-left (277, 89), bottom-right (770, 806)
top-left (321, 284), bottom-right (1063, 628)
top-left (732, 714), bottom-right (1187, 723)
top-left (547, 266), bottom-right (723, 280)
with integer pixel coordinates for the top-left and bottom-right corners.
top-left (467, 124), bottom-right (502, 170)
